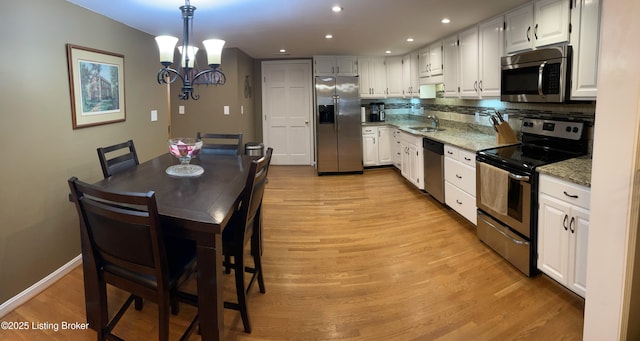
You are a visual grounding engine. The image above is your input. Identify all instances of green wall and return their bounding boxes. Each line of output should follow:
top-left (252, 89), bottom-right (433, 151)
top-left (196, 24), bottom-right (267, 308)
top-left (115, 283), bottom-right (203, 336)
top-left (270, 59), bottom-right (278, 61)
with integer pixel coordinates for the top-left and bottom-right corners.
top-left (170, 48), bottom-right (260, 144)
top-left (0, 0), bottom-right (256, 304)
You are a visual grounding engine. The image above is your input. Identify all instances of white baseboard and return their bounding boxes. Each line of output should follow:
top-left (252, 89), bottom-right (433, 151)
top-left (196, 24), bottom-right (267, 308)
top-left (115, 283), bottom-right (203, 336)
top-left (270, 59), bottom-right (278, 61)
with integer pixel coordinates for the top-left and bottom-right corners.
top-left (0, 254), bottom-right (82, 319)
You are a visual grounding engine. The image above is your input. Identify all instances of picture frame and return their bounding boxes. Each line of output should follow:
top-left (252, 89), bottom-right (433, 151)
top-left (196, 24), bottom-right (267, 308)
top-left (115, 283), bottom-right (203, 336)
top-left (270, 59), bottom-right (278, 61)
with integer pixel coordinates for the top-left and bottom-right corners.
top-left (67, 44), bottom-right (126, 129)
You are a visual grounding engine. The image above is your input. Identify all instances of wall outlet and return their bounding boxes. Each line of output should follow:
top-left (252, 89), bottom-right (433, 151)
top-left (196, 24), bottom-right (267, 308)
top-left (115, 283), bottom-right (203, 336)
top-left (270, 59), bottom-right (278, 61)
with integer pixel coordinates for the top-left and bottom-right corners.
top-left (241, 105), bottom-right (244, 115)
top-left (151, 110), bottom-right (158, 121)
top-left (179, 105), bottom-right (185, 115)
top-left (224, 106), bottom-right (230, 115)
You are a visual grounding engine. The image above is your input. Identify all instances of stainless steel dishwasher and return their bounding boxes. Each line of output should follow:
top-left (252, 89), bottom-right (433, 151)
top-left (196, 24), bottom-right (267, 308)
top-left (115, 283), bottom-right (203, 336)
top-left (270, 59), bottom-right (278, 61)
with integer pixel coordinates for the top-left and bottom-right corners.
top-left (423, 138), bottom-right (445, 203)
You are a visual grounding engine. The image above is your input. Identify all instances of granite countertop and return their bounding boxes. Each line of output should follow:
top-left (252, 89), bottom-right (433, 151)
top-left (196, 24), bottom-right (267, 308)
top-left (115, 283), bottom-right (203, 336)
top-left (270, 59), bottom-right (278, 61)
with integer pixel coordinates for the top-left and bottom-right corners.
top-left (536, 156), bottom-right (592, 187)
top-left (363, 118), bottom-right (592, 187)
top-left (363, 119), bottom-right (514, 152)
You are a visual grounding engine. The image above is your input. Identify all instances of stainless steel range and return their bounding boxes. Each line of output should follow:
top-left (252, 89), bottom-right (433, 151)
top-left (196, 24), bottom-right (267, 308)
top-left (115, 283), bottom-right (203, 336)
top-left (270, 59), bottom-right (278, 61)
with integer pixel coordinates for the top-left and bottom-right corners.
top-left (476, 117), bottom-right (588, 276)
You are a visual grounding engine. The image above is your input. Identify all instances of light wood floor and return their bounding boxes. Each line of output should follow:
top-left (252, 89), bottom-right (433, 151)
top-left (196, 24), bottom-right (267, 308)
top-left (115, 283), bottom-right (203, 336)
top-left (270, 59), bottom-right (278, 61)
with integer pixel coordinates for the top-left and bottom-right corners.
top-left (1, 166), bottom-right (584, 340)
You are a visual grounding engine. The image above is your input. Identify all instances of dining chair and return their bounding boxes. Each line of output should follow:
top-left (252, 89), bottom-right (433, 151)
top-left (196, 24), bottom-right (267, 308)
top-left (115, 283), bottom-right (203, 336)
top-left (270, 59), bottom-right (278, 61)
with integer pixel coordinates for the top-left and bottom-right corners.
top-left (96, 139), bottom-right (139, 178)
top-left (196, 132), bottom-right (243, 155)
top-left (222, 147), bottom-right (273, 333)
top-left (68, 177), bottom-right (198, 341)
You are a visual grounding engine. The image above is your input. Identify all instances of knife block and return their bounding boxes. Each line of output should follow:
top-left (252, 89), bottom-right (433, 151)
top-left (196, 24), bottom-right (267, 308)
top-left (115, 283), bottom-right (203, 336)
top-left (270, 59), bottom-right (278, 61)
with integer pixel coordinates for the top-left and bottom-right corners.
top-left (496, 122), bottom-right (518, 144)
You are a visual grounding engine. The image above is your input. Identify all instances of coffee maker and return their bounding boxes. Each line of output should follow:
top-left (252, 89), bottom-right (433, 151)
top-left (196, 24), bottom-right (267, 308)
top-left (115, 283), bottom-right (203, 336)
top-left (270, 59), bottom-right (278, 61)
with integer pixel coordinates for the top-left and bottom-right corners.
top-left (369, 102), bottom-right (385, 122)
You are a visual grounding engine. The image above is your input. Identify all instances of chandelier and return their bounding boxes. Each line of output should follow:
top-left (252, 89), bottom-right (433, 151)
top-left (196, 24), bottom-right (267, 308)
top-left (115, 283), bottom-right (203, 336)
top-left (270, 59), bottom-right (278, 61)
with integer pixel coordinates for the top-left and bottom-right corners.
top-left (155, 0), bottom-right (226, 100)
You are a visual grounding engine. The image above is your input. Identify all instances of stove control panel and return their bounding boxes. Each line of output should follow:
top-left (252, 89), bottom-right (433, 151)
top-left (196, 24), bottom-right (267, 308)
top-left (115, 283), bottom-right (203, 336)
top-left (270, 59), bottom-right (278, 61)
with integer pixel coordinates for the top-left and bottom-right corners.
top-left (521, 118), bottom-right (584, 140)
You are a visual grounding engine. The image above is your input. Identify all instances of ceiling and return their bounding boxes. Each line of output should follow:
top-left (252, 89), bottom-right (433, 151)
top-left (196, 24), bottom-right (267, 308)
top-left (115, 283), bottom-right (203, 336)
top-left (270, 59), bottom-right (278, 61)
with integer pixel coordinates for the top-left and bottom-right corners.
top-left (66, 0), bottom-right (529, 60)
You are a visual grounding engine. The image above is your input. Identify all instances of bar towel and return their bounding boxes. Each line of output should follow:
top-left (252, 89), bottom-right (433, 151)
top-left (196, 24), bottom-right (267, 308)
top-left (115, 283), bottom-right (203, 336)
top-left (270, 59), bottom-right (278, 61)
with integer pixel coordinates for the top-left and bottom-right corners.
top-left (479, 162), bottom-right (509, 215)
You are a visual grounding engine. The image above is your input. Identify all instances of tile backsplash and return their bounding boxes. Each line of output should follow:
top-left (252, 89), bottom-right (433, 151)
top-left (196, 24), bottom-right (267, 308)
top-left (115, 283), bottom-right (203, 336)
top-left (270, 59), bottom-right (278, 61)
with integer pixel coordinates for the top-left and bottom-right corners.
top-left (361, 97), bottom-right (596, 153)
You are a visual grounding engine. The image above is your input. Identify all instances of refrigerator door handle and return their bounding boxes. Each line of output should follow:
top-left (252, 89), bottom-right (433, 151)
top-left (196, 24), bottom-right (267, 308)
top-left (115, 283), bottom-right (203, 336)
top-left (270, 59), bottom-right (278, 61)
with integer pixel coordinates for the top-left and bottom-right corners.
top-left (333, 94), bottom-right (339, 133)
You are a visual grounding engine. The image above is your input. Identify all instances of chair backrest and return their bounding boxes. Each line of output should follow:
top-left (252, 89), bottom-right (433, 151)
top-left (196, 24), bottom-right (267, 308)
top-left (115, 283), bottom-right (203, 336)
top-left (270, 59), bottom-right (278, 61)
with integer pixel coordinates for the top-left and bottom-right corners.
top-left (231, 148), bottom-right (273, 243)
top-left (68, 177), bottom-right (169, 291)
top-left (97, 140), bottom-right (139, 178)
top-left (197, 132), bottom-right (243, 155)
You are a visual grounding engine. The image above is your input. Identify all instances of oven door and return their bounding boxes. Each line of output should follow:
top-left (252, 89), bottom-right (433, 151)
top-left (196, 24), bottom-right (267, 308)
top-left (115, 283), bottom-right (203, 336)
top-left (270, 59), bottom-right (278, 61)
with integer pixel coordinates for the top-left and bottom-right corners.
top-left (476, 161), bottom-right (531, 238)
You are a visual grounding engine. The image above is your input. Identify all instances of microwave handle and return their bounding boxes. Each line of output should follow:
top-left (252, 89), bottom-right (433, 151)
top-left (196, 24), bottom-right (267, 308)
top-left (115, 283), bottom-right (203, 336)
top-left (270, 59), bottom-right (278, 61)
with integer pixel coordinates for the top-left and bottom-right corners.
top-left (538, 61), bottom-right (547, 96)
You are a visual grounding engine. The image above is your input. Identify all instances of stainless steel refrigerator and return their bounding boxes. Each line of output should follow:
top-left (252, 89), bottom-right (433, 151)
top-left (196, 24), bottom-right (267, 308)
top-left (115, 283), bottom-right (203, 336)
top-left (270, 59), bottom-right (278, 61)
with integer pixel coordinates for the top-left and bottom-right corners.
top-left (315, 76), bottom-right (363, 174)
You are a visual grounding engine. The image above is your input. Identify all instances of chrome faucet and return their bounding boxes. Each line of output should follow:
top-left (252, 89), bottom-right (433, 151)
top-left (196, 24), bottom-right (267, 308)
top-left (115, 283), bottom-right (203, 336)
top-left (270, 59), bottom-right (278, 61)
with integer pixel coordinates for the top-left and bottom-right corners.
top-left (426, 114), bottom-right (439, 129)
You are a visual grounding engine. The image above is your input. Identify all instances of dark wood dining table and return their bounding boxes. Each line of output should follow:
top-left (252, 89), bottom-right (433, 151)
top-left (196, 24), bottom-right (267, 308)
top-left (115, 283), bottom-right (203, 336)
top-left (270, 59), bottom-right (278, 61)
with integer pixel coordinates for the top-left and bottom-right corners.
top-left (88, 152), bottom-right (252, 341)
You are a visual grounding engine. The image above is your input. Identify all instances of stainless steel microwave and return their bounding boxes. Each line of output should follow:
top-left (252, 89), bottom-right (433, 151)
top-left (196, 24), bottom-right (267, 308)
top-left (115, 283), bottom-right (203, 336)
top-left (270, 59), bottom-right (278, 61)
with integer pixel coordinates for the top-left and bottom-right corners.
top-left (500, 45), bottom-right (572, 103)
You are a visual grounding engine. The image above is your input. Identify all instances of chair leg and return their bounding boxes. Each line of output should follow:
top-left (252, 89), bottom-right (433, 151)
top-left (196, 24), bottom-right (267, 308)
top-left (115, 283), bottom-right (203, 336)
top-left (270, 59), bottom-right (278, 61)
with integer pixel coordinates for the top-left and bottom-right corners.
top-left (251, 233), bottom-right (266, 294)
top-left (234, 250), bottom-right (251, 333)
top-left (158, 294), bottom-right (170, 341)
top-left (171, 296), bottom-right (180, 315)
top-left (224, 254), bottom-right (232, 274)
top-left (134, 296), bottom-right (143, 310)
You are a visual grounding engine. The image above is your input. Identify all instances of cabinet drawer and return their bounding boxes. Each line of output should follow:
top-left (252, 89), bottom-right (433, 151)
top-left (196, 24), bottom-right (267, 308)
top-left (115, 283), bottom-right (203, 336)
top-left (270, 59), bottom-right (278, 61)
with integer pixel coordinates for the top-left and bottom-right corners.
top-left (444, 145), bottom-right (459, 160)
top-left (539, 173), bottom-right (590, 209)
top-left (444, 158), bottom-right (476, 196)
top-left (459, 149), bottom-right (476, 168)
top-left (362, 127), bottom-right (376, 135)
top-left (445, 182), bottom-right (477, 225)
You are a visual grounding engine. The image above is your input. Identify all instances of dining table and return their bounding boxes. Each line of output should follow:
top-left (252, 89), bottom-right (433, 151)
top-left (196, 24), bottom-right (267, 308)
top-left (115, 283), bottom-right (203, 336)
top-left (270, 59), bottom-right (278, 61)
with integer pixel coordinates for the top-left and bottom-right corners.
top-left (87, 152), bottom-right (252, 341)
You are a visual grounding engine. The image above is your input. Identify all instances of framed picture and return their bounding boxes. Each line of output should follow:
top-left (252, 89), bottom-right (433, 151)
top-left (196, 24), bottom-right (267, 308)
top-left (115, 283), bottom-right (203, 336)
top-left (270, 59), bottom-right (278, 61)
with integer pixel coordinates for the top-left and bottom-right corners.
top-left (67, 44), bottom-right (126, 129)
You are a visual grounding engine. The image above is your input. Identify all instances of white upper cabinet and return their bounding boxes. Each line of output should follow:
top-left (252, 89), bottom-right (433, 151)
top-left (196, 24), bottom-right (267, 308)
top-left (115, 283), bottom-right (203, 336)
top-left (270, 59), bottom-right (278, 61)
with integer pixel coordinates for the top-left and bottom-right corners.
top-left (458, 26), bottom-right (480, 98)
top-left (358, 57), bottom-right (387, 99)
top-left (402, 51), bottom-right (420, 97)
top-left (478, 16), bottom-right (505, 98)
top-left (442, 34), bottom-right (460, 98)
top-left (534, 0), bottom-right (571, 47)
top-left (505, 0), bottom-right (570, 54)
top-left (313, 56), bottom-right (358, 76)
top-left (457, 16), bottom-right (504, 99)
top-left (385, 56), bottom-right (404, 98)
top-left (570, 0), bottom-right (601, 100)
top-left (419, 42), bottom-right (443, 84)
top-left (505, 3), bottom-right (534, 53)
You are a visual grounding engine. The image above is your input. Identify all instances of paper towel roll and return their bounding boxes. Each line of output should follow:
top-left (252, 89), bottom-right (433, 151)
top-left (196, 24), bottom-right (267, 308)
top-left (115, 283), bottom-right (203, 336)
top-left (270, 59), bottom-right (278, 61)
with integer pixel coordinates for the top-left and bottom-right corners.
top-left (361, 107), bottom-right (366, 122)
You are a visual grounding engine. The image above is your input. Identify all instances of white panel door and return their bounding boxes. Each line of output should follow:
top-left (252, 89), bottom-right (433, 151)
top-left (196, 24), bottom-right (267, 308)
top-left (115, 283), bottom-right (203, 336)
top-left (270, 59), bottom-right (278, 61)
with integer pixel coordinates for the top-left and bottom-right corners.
top-left (262, 60), bottom-right (313, 165)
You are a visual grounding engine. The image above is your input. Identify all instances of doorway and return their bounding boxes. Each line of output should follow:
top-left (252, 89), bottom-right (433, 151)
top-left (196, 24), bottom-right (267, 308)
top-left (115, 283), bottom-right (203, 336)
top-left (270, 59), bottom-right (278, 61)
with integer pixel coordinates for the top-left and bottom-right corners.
top-left (261, 60), bottom-right (313, 165)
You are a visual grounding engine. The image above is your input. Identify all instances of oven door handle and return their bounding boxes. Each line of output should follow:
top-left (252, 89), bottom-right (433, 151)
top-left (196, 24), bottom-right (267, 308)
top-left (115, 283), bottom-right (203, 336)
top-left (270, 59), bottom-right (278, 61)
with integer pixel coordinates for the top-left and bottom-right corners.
top-left (538, 61), bottom-right (547, 96)
top-left (479, 212), bottom-right (529, 245)
top-left (508, 173), bottom-right (530, 182)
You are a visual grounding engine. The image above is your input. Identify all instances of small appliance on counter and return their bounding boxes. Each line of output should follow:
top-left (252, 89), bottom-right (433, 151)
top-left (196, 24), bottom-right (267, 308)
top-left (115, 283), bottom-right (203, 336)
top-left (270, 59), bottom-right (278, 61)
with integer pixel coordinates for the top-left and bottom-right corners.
top-left (369, 102), bottom-right (385, 122)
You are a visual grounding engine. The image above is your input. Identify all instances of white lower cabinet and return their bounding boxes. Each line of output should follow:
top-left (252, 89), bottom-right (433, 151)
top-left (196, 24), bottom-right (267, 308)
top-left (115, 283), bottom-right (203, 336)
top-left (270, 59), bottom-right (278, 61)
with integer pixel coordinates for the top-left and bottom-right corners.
top-left (391, 129), bottom-right (402, 168)
top-left (444, 145), bottom-right (477, 224)
top-left (400, 132), bottom-right (424, 190)
top-left (362, 126), bottom-right (392, 167)
top-left (537, 173), bottom-right (590, 297)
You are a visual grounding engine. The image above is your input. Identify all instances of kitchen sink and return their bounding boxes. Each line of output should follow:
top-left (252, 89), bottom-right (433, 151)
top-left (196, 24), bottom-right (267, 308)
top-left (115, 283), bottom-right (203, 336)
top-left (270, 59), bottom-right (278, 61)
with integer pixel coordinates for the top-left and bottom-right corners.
top-left (408, 126), bottom-right (445, 133)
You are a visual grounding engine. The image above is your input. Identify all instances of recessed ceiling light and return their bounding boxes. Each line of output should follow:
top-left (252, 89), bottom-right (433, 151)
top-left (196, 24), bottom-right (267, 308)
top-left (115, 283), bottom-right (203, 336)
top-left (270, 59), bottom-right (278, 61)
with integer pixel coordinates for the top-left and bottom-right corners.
top-left (385, 50), bottom-right (392, 54)
top-left (441, 18), bottom-right (451, 24)
top-left (332, 5), bottom-right (343, 12)
top-left (279, 49), bottom-right (286, 53)
top-left (406, 38), bottom-right (414, 42)
top-left (325, 34), bottom-right (333, 39)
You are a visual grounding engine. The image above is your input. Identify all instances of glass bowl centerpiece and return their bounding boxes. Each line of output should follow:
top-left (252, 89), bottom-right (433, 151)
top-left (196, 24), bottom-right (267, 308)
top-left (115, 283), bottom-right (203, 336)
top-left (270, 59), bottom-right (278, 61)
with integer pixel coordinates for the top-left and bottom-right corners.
top-left (166, 137), bottom-right (204, 177)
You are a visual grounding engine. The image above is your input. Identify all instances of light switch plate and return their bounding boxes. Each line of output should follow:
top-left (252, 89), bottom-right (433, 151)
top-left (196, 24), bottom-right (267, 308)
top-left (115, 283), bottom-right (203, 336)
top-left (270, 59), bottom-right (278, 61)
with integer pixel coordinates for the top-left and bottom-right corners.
top-left (179, 105), bottom-right (185, 114)
top-left (224, 106), bottom-right (230, 115)
top-left (151, 110), bottom-right (158, 121)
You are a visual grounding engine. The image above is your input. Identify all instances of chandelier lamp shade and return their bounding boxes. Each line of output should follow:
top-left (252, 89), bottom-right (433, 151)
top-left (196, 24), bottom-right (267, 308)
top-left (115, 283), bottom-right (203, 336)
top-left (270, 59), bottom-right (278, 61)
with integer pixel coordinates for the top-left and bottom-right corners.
top-left (155, 0), bottom-right (226, 100)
